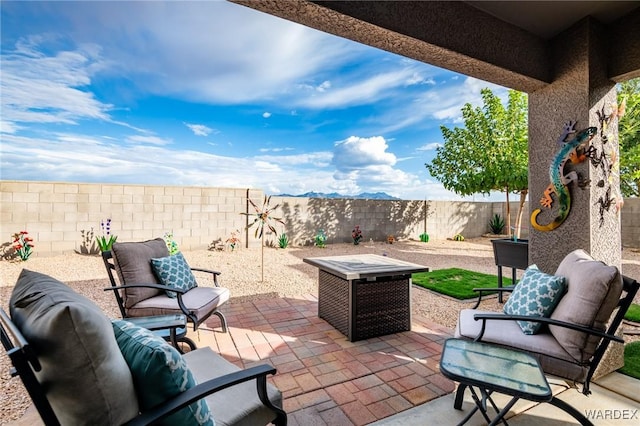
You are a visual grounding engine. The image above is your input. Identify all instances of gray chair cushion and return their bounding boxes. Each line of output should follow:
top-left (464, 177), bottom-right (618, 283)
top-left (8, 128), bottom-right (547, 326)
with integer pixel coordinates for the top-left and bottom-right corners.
top-left (112, 238), bottom-right (169, 308)
top-left (183, 347), bottom-right (283, 426)
top-left (9, 270), bottom-right (139, 425)
top-left (128, 286), bottom-right (230, 319)
top-left (455, 308), bottom-right (588, 382)
top-left (551, 249), bottom-right (622, 362)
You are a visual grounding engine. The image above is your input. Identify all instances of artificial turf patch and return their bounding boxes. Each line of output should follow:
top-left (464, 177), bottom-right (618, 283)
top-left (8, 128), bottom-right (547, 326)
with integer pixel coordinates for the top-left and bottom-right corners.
top-left (412, 268), bottom-right (514, 300)
top-left (619, 341), bottom-right (640, 380)
top-left (623, 303), bottom-right (640, 323)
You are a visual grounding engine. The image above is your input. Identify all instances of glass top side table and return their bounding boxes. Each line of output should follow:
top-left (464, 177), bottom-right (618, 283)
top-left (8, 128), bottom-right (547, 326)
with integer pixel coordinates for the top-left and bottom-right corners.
top-left (125, 314), bottom-right (195, 353)
top-left (440, 338), bottom-right (552, 426)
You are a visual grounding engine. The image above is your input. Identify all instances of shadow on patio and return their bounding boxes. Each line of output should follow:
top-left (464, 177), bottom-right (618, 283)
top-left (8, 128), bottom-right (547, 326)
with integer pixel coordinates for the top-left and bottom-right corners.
top-left (193, 295), bottom-right (455, 425)
top-left (191, 293), bottom-right (640, 426)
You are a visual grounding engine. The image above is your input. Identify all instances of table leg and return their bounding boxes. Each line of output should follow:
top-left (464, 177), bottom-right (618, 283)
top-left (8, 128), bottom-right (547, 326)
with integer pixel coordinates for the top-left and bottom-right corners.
top-left (456, 386), bottom-right (513, 426)
top-left (461, 387), bottom-right (494, 425)
top-left (487, 395), bottom-right (518, 426)
top-left (497, 266), bottom-right (504, 303)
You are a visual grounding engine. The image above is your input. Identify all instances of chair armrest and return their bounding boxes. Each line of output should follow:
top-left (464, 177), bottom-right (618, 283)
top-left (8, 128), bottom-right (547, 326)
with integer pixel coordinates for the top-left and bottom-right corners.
top-left (123, 364), bottom-right (279, 426)
top-left (190, 267), bottom-right (221, 276)
top-left (472, 286), bottom-right (515, 293)
top-left (472, 313), bottom-right (624, 344)
top-left (103, 284), bottom-right (187, 295)
top-left (190, 268), bottom-right (222, 287)
top-left (470, 286), bottom-right (515, 309)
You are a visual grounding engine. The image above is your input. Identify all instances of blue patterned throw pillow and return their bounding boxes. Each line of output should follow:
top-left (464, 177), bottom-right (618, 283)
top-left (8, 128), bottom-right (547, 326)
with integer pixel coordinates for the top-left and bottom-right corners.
top-left (112, 320), bottom-right (214, 426)
top-left (151, 252), bottom-right (198, 298)
top-left (503, 265), bottom-right (567, 335)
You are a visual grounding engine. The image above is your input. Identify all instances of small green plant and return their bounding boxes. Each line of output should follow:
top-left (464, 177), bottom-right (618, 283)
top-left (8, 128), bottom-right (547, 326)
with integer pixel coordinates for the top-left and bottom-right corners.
top-left (12, 231), bottom-right (34, 261)
top-left (453, 233), bottom-right (465, 241)
top-left (315, 229), bottom-right (327, 248)
top-left (419, 232), bottom-right (429, 243)
top-left (163, 232), bottom-right (180, 255)
top-left (351, 225), bottom-right (363, 245)
top-left (489, 214), bottom-right (505, 234)
top-left (96, 219), bottom-right (117, 252)
top-left (278, 233), bottom-right (289, 249)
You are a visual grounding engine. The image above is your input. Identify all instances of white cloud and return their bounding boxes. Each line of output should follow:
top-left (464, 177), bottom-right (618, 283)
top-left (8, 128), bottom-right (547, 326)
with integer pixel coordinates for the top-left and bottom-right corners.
top-left (416, 142), bottom-right (442, 151)
top-left (299, 68), bottom-right (423, 109)
top-left (256, 152), bottom-right (333, 168)
top-left (372, 76), bottom-right (508, 133)
top-left (0, 120), bottom-right (20, 134)
top-left (185, 123), bottom-right (214, 137)
top-left (317, 81), bottom-right (331, 92)
top-left (3, 1), bottom-right (365, 107)
top-left (125, 135), bottom-right (172, 146)
top-left (0, 132), bottom-right (343, 196)
top-left (1, 37), bottom-right (112, 125)
top-left (262, 112), bottom-right (272, 118)
top-left (333, 136), bottom-right (396, 171)
top-left (406, 72), bottom-right (435, 86)
top-left (258, 147), bottom-right (295, 153)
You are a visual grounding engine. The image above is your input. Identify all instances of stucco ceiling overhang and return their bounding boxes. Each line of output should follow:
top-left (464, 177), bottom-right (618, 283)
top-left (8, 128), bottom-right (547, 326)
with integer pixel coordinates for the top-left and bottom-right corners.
top-left (231, 1), bottom-right (640, 92)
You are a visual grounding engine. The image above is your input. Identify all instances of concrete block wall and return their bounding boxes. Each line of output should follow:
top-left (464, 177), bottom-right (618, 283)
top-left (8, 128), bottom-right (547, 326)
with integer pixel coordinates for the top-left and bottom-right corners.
top-left (270, 197), bottom-right (499, 245)
top-left (0, 181), bottom-right (257, 256)
top-left (621, 197), bottom-right (640, 249)
top-left (1, 180), bottom-right (637, 257)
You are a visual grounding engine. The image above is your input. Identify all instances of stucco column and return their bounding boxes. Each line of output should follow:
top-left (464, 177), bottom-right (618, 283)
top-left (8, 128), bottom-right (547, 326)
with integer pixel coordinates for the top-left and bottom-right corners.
top-left (529, 18), bottom-right (622, 273)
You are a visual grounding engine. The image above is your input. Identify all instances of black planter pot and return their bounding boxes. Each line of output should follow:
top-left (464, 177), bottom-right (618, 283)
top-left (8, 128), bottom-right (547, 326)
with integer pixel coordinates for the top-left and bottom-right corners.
top-left (490, 238), bottom-right (529, 302)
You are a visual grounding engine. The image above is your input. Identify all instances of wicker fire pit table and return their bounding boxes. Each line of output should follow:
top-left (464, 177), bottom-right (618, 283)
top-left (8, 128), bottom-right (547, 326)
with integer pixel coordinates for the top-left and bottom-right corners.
top-left (303, 254), bottom-right (429, 341)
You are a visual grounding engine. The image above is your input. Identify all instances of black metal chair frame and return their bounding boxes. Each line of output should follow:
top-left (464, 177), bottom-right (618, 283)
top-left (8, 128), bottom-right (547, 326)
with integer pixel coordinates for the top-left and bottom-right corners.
top-left (454, 275), bottom-right (639, 426)
top-left (0, 308), bottom-right (287, 426)
top-left (102, 250), bottom-right (228, 333)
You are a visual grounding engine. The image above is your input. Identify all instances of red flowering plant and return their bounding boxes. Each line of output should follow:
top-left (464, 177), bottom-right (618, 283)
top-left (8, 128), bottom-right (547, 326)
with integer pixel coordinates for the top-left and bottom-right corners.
top-left (12, 231), bottom-right (34, 261)
top-left (96, 218), bottom-right (117, 252)
top-left (351, 225), bottom-right (363, 245)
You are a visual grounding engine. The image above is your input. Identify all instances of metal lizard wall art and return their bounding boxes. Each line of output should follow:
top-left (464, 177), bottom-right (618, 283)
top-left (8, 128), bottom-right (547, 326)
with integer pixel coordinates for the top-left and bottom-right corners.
top-left (530, 123), bottom-right (597, 232)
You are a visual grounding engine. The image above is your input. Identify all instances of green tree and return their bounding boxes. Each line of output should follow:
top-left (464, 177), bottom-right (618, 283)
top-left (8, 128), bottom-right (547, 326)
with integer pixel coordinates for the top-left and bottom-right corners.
top-left (618, 78), bottom-right (640, 197)
top-left (426, 88), bottom-right (528, 237)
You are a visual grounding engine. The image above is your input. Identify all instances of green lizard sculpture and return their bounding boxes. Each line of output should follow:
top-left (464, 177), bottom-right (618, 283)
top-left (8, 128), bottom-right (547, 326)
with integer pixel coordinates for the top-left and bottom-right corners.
top-left (530, 124), bottom-right (597, 232)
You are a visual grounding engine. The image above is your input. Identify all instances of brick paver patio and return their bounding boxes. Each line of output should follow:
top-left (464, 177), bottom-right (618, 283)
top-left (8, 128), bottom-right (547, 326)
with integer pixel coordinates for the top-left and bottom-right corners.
top-left (194, 295), bottom-right (456, 425)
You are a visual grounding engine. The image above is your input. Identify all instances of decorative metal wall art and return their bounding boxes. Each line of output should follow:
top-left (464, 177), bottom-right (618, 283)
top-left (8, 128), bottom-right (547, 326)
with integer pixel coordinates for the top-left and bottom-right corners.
top-left (530, 122), bottom-right (596, 231)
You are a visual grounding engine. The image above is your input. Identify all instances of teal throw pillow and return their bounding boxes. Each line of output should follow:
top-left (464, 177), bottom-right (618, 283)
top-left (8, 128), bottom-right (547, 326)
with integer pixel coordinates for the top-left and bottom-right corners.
top-left (112, 320), bottom-right (214, 426)
top-left (151, 252), bottom-right (198, 298)
top-left (503, 265), bottom-right (567, 335)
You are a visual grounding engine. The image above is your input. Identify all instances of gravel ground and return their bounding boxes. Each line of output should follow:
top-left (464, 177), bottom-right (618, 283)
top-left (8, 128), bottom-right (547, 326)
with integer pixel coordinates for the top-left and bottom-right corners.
top-left (1, 238), bottom-right (639, 424)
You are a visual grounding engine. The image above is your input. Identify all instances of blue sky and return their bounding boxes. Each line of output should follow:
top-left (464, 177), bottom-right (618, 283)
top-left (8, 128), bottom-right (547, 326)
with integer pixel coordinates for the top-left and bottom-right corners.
top-left (1, 0), bottom-right (508, 200)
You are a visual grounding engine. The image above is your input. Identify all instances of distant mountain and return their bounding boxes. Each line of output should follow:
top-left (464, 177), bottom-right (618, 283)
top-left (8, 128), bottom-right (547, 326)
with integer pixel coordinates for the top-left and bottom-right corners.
top-left (277, 191), bottom-right (400, 200)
